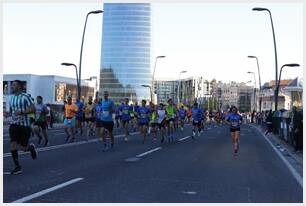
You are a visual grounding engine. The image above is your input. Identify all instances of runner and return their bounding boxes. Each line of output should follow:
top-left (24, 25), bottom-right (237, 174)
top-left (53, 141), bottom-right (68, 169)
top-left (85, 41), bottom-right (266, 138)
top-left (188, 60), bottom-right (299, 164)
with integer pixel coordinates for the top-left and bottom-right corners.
top-left (33, 96), bottom-right (49, 147)
top-left (99, 91), bottom-right (115, 151)
top-left (136, 99), bottom-right (150, 144)
top-left (64, 96), bottom-right (78, 143)
top-left (75, 98), bottom-right (84, 135)
top-left (84, 96), bottom-right (96, 140)
top-left (4, 80), bottom-right (38, 174)
top-left (45, 103), bottom-right (52, 129)
top-left (119, 98), bottom-right (133, 142)
top-left (157, 103), bottom-right (167, 143)
top-left (166, 98), bottom-right (176, 142)
top-left (130, 104), bottom-right (137, 132)
top-left (150, 104), bottom-right (158, 141)
top-left (178, 105), bottom-right (187, 131)
top-left (225, 106), bottom-right (243, 156)
top-left (191, 102), bottom-right (203, 139)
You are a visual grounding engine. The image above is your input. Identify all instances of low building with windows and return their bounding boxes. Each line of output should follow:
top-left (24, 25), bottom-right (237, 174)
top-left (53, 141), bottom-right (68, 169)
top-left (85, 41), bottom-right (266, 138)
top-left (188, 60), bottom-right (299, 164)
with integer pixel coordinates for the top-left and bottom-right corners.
top-left (3, 74), bottom-right (94, 112)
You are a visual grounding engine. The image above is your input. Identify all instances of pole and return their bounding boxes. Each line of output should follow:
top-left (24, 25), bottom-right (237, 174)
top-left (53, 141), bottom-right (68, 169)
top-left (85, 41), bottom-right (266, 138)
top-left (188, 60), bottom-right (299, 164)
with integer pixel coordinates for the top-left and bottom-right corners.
top-left (267, 10), bottom-right (279, 111)
top-left (78, 13), bottom-right (90, 100)
top-left (255, 57), bottom-right (262, 112)
top-left (152, 57), bottom-right (159, 104)
top-left (78, 11), bottom-right (102, 100)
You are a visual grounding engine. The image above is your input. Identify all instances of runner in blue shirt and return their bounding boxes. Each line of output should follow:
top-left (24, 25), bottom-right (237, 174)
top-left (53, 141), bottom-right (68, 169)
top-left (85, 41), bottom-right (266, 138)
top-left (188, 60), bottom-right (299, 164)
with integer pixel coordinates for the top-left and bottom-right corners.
top-left (119, 98), bottom-right (132, 141)
top-left (98, 91), bottom-right (115, 151)
top-left (225, 106), bottom-right (243, 156)
top-left (191, 102), bottom-right (203, 139)
top-left (75, 98), bottom-right (84, 135)
top-left (137, 99), bottom-right (150, 144)
top-left (178, 105), bottom-right (187, 131)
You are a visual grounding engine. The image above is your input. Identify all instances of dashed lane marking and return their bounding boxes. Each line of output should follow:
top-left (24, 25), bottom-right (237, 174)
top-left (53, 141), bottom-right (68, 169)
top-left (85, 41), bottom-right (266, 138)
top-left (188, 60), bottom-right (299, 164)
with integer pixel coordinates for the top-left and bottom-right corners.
top-left (178, 136), bottom-right (190, 142)
top-left (136, 147), bottom-right (162, 158)
top-left (12, 177), bottom-right (83, 203)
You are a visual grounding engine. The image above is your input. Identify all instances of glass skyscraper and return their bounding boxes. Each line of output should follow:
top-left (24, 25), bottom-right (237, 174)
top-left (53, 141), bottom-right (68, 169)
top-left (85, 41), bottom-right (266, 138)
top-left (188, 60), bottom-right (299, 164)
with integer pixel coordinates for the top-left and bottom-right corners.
top-left (100, 3), bottom-right (151, 103)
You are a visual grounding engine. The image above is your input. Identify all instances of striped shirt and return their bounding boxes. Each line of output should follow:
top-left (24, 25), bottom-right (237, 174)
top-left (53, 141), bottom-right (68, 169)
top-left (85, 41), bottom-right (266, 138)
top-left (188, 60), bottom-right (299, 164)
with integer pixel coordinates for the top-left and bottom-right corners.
top-left (9, 92), bottom-right (34, 127)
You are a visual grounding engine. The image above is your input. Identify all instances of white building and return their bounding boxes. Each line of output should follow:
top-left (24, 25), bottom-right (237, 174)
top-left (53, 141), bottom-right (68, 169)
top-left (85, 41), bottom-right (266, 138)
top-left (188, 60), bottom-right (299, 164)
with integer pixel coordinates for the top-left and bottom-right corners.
top-left (4, 74), bottom-right (94, 111)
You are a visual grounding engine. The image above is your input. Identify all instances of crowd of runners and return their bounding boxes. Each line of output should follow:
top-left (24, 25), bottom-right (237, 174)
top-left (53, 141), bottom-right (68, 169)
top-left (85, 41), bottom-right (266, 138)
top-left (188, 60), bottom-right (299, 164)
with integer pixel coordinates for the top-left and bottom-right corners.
top-left (4, 80), bottom-right (243, 175)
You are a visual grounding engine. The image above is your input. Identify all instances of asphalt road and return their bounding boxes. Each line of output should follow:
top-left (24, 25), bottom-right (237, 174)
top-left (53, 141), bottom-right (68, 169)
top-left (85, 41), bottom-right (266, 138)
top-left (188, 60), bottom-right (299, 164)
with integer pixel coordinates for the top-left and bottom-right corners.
top-left (3, 123), bottom-right (303, 203)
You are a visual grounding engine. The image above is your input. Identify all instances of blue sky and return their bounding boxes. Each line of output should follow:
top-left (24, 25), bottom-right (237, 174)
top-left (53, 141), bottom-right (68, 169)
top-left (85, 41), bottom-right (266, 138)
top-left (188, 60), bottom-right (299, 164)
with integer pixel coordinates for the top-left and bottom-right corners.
top-left (3, 2), bottom-right (303, 86)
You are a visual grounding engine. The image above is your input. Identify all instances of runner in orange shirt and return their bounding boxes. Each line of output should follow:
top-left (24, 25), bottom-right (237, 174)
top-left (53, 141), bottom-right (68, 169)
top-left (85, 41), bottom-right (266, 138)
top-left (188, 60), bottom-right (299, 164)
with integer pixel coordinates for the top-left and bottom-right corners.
top-left (64, 96), bottom-right (78, 143)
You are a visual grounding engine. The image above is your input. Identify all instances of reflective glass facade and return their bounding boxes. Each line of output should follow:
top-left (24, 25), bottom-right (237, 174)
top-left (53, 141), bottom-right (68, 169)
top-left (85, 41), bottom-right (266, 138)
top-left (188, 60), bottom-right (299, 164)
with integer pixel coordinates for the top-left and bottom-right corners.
top-left (100, 3), bottom-right (151, 103)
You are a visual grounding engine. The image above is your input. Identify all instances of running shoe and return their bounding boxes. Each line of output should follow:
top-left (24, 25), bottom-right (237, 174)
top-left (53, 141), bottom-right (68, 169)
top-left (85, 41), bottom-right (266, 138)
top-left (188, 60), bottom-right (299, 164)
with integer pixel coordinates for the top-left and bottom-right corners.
top-left (65, 135), bottom-right (70, 144)
top-left (102, 146), bottom-right (109, 152)
top-left (192, 131), bottom-right (196, 137)
top-left (29, 143), bottom-right (37, 160)
top-left (43, 140), bottom-right (49, 147)
top-left (11, 165), bottom-right (22, 175)
top-left (197, 132), bottom-right (200, 137)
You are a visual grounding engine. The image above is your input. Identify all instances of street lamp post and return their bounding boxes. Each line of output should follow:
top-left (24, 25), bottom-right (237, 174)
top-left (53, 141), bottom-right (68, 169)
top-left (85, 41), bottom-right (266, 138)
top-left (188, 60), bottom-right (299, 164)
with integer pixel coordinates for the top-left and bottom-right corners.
top-left (247, 71), bottom-right (257, 111)
top-left (177, 70), bottom-right (187, 104)
top-left (151, 55), bottom-right (165, 103)
top-left (78, 10), bottom-right (103, 100)
top-left (248, 55), bottom-right (262, 111)
top-left (61, 62), bottom-right (79, 99)
top-left (275, 63), bottom-right (300, 109)
top-left (141, 84), bottom-right (152, 103)
top-left (253, 7), bottom-right (278, 111)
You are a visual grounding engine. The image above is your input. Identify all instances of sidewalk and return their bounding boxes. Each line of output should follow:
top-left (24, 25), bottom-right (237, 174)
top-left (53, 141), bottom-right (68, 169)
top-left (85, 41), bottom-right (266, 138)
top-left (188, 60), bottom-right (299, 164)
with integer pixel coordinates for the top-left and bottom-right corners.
top-left (251, 123), bottom-right (303, 167)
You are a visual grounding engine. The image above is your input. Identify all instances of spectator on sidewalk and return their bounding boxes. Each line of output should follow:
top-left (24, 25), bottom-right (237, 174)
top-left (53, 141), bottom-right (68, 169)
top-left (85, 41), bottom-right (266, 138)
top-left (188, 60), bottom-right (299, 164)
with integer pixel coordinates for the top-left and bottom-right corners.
top-left (292, 106), bottom-right (303, 152)
top-left (265, 110), bottom-right (273, 135)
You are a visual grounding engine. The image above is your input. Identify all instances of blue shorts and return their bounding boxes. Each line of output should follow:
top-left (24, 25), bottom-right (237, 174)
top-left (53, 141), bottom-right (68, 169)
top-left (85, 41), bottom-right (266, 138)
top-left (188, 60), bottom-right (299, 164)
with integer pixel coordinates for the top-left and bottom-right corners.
top-left (64, 117), bottom-right (76, 127)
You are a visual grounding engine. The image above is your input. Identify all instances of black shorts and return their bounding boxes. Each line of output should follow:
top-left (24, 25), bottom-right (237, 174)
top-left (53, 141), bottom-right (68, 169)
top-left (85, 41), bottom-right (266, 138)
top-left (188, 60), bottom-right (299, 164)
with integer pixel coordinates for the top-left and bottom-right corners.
top-left (122, 120), bottom-right (130, 125)
top-left (76, 116), bottom-right (84, 121)
top-left (9, 124), bottom-right (31, 147)
top-left (192, 120), bottom-right (202, 127)
top-left (30, 117), bottom-right (35, 125)
top-left (166, 118), bottom-right (175, 124)
top-left (34, 121), bottom-right (47, 130)
top-left (230, 128), bottom-right (240, 132)
top-left (102, 121), bottom-right (114, 132)
top-left (85, 117), bottom-right (95, 123)
top-left (138, 122), bottom-right (149, 127)
top-left (96, 120), bottom-right (103, 128)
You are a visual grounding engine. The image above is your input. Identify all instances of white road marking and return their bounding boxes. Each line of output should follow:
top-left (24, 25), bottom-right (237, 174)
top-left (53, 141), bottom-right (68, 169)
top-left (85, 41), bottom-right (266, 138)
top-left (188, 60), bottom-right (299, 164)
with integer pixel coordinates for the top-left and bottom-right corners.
top-left (4, 172), bottom-right (11, 175)
top-left (12, 178), bottom-right (83, 203)
top-left (182, 191), bottom-right (197, 195)
top-left (3, 138), bottom-right (10, 141)
top-left (250, 125), bottom-right (303, 188)
top-left (178, 136), bottom-right (190, 142)
top-left (54, 132), bottom-right (66, 136)
top-left (136, 147), bottom-right (162, 158)
top-left (3, 132), bottom-right (141, 158)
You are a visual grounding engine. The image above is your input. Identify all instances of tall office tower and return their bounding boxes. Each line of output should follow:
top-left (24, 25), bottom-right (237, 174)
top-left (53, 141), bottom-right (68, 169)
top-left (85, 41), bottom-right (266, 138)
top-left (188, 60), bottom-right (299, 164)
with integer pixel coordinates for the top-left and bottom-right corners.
top-left (100, 3), bottom-right (151, 103)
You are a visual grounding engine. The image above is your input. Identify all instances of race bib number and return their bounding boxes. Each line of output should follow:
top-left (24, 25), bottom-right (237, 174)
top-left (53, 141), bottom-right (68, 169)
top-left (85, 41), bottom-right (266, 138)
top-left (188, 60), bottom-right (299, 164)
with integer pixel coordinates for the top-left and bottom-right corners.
top-left (141, 113), bottom-right (147, 118)
top-left (103, 111), bottom-right (109, 117)
top-left (232, 121), bottom-right (238, 127)
top-left (194, 120), bottom-right (199, 123)
top-left (67, 119), bottom-right (72, 124)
